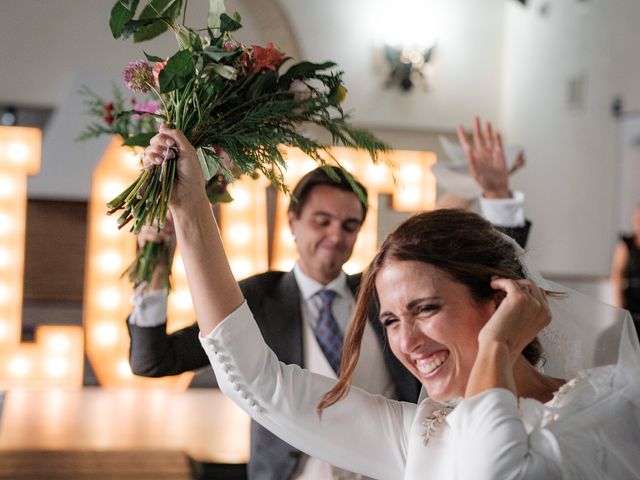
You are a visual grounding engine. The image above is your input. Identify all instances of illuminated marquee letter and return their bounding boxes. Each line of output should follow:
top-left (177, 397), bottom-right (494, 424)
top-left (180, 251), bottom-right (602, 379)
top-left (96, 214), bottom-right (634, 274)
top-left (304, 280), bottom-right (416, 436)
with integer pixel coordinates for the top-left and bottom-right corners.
top-left (85, 138), bottom-right (196, 388)
top-left (0, 127), bottom-right (83, 389)
top-left (85, 139), bottom-right (270, 388)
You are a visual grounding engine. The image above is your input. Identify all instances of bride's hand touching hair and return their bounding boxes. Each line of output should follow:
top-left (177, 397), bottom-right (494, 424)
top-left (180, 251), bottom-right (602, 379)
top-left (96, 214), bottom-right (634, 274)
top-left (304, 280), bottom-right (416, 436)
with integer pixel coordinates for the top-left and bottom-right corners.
top-left (479, 278), bottom-right (551, 363)
top-left (466, 277), bottom-right (552, 399)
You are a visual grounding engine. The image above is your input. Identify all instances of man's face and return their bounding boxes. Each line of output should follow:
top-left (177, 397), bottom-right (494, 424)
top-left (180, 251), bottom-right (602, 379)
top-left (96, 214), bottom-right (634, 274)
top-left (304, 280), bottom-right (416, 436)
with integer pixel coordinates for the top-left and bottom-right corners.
top-left (288, 185), bottom-right (364, 284)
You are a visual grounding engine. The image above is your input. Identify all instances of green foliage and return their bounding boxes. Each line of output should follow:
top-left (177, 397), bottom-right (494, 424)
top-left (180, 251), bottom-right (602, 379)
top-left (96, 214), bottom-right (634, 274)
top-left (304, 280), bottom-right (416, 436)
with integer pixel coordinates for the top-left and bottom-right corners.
top-left (122, 132), bottom-right (155, 146)
top-left (133, 0), bottom-right (183, 42)
top-left (120, 18), bottom-right (158, 41)
top-left (202, 46), bottom-right (236, 62)
top-left (219, 13), bottom-right (241, 32)
top-left (109, 0), bottom-right (183, 42)
top-left (158, 50), bottom-right (196, 93)
top-left (279, 61), bottom-right (336, 87)
top-left (109, 0), bottom-right (139, 38)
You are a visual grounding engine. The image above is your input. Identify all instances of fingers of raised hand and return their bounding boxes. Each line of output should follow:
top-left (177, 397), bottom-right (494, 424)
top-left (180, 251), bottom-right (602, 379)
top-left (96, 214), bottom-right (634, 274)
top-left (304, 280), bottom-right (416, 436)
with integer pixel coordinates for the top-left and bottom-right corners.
top-left (457, 125), bottom-right (481, 176)
top-left (487, 278), bottom-right (551, 354)
top-left (472, 116), bottom-right (484, 150)
top-left (492, 277), bottom-right (548, 313)
top-left (509, 152), bottom-right (526, 175)
top-left (484, 121), bottom-right (494, 145)
top-left (492, 132), bottom-right (507, 167)
top-left (143, 134), bottom-right (176, 167)
top-left (456, 125), bottom-right (471, 151)
top-left (512, 279), bottom-right (551, 327)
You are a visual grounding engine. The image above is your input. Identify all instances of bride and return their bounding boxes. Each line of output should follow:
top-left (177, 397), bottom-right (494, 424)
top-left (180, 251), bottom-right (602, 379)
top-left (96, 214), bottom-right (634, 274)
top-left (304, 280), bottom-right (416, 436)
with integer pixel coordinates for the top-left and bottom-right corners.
top-left (144, 125), bottom-right (640, 479)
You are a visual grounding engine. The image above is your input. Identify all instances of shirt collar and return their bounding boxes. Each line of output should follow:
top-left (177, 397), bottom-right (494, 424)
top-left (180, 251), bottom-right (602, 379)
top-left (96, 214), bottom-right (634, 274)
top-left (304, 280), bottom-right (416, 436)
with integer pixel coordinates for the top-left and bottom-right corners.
top-left (292, 262), bottom-right (350, 301)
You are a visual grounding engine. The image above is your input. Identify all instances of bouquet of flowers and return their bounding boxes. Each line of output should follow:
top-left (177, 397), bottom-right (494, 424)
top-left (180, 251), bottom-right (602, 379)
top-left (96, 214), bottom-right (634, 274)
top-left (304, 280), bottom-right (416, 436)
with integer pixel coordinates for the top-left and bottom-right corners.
top-left (78, 84), bottom-right (237, 289)
top-left (102, 0), bottom-right (388, 288)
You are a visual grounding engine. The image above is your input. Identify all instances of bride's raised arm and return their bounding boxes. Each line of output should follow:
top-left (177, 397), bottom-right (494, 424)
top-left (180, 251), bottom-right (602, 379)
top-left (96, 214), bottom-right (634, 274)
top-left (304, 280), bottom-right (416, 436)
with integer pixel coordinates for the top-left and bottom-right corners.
top-left (142, 126), bottom-right (412, 480)
top-left (144, 125), bottom-right (244, 334)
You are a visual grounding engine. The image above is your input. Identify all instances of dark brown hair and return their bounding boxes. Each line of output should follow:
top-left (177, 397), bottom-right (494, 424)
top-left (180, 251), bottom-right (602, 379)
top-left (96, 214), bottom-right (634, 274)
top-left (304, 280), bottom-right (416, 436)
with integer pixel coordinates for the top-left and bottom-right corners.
top-left (318, 208), bottom-right (543, 411)
top-left (288, 166), bottom-right (368, 221)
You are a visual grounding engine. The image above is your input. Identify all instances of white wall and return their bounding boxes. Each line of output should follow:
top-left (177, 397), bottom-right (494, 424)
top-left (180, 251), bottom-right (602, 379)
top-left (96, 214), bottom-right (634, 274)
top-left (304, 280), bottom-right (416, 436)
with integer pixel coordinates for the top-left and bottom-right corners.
top-left (501, 0), bottom-right (640, 276)
top-left (279, 0), bottom-right (505, 130)
top-left (0, 1), bottom-right (266, 106)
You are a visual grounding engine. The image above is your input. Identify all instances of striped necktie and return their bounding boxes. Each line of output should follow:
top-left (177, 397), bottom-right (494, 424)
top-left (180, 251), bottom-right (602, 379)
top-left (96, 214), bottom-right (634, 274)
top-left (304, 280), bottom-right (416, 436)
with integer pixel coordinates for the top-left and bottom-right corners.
top-left (314, 289), bottom-right (343, 374)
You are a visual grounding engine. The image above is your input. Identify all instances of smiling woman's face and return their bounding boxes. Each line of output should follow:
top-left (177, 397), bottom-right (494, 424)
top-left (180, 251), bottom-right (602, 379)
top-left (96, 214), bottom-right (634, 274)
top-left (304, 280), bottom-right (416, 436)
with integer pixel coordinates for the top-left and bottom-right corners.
top-left (376, 260), bottom-right (496, 401)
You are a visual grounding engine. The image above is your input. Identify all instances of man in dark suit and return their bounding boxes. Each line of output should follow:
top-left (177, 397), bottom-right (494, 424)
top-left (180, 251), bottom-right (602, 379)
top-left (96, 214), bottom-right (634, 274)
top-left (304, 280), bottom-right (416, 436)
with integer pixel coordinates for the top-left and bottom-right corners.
top-left (128, 153), bottom-right (529, 478)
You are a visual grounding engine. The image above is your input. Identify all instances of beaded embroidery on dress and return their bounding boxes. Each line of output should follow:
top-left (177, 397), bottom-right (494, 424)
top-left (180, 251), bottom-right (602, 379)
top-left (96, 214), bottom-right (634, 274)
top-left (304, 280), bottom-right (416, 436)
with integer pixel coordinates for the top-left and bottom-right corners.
top-left (420, 399), bottom-right (460, 446)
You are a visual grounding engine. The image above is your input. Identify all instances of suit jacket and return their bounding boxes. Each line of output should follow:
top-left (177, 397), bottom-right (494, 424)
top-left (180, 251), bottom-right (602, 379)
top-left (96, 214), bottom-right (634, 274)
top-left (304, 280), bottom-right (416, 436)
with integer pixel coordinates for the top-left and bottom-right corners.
top-left (128, 270), bottom-right (421, 480)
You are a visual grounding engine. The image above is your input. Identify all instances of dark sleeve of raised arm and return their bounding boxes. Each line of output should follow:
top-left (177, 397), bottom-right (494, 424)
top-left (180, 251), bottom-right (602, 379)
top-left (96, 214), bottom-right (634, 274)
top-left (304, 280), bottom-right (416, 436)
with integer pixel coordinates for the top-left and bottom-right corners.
top-left (127, 321), bottom-right (210, 376)
top-left (495, 219), bottom-right (531, 249)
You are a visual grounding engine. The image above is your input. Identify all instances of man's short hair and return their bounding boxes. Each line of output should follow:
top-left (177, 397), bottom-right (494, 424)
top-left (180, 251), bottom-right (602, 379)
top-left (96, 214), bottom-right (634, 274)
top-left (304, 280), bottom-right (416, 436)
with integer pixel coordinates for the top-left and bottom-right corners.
top-left (287, 166), bottom-right (368, 221)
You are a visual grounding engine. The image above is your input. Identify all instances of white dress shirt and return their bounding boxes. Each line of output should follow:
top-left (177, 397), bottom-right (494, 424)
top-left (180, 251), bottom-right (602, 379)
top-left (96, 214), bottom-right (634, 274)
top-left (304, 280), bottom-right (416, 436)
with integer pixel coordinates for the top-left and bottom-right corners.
top-left (290, 264), bottom-right (395, 479)
top-left (479, 190), bottom-right (526, 227)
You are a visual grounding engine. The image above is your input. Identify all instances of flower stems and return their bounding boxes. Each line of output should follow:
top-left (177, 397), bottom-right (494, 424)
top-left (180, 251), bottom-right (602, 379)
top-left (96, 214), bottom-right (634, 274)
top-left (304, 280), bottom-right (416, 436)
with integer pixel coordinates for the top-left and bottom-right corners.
top-left (107, 148), bottom-right (178, 234)
top-left (123, 240), bottom-right (174, 290)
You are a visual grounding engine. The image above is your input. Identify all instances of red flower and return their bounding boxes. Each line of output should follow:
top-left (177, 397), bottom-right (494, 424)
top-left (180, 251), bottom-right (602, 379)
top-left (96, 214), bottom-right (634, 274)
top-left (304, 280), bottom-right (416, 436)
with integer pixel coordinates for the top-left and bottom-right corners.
top-left (104, 102), bottom-right (114, 112)
top-left (251, 43), bottom-right (284, 72)
top-left (103, 113), bottom-right (115, 125)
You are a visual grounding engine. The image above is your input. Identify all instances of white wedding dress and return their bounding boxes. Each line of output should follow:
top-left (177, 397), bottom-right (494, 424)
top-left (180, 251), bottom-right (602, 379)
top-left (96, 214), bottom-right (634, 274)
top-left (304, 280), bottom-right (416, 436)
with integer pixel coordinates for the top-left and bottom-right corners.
top-left (199, 237), bottom-right (640, 480)
top-left (200, 295), bottom-right (640, 480)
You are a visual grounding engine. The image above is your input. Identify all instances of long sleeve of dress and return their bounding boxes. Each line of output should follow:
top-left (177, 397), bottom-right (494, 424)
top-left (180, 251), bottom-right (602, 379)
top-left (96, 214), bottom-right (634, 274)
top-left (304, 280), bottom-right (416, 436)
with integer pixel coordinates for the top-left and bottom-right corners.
top-left (447, 389), bottom-right (563, 479)
top-left (447, 370), bottom-right (640, 480)
top-left (199, 301), bottom-right (415, 480)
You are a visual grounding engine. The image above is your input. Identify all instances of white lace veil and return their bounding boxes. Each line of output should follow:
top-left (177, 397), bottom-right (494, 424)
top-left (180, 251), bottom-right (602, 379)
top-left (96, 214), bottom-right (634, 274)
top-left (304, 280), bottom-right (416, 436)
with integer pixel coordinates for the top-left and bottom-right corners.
top-left (511, 238), bottom-right (640, 377)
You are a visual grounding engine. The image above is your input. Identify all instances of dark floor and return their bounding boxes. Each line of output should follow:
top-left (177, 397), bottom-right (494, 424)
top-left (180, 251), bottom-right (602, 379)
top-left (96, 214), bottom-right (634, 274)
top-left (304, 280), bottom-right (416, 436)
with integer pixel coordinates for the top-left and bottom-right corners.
top-left (0, 451), bottom-right (247, 480)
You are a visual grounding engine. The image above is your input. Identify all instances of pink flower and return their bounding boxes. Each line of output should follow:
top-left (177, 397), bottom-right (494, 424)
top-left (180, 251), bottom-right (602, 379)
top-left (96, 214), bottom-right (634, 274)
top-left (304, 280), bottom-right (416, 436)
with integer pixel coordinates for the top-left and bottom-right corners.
top-left (135, 101), bottom-right (161, 114)
top-left (122, 60), bottom-right (156, 93)
top-left (251, 43), bottom-right (284, 72)
top-left (132, 101), bottom-right (161, 120)
top-left (223, 40), bottom-right (242, 52)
